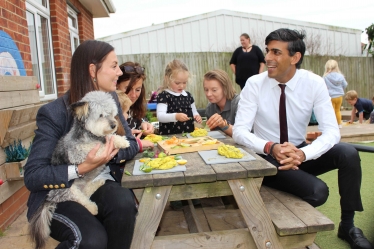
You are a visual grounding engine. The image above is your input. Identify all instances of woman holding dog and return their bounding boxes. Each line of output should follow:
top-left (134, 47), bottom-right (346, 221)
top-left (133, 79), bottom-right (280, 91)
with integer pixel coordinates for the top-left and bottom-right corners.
top-left (117, 61), bottom-right (155, 137)
top-left (24, 40), bottom-right (150, 249)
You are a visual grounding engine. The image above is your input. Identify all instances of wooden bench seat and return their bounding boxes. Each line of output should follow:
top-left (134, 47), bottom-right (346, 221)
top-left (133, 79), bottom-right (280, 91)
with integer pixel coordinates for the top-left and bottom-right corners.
top-left (152, 184), bottom-right (334, 249)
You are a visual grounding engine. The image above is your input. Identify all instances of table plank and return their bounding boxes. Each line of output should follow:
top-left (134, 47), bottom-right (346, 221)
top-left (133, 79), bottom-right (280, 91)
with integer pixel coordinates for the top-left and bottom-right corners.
top-left (168, 181), bottom-right (233, 201)
top-left (228, 178), bottom-right (284, 249)
top-left (240, 147), bottom-right (278, 177)
top-left (211, 161), bottom-right (248, 180)
top-left (182, 152), bottom-right (217, 184)
top-left (130, 186), bottom-right (172, 249)
top-left (152, 171), bottom-right (185, 186)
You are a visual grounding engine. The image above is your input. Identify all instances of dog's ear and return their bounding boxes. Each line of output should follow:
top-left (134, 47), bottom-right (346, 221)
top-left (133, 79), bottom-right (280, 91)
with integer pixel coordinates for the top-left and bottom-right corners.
top-left (71, 101), bottom-right (89, 121)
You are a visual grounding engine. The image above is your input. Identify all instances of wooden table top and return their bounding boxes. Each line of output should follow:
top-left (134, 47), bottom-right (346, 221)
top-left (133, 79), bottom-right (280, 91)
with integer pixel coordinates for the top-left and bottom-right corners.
top-left (121, 135), bottom-right (277, 189)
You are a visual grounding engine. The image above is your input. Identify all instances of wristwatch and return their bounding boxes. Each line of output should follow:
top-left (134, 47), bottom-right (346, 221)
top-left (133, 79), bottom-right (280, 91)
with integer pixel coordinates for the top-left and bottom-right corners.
top-left (75, 165), bottom-right (85, 178)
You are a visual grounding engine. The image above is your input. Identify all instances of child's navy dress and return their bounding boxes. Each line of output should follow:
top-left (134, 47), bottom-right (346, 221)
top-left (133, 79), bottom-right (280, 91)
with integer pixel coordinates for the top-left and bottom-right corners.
top-left (157, 91), bottom-right (195, 135)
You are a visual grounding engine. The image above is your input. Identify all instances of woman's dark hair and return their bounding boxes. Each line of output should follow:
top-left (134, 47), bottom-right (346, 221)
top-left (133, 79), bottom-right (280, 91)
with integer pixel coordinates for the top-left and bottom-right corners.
top-left (69, 40), bottom-right (114, 104)
top-left (118, 61), bottom-right (147, 120)
top-left (265, 28), bottom-right (306, 69)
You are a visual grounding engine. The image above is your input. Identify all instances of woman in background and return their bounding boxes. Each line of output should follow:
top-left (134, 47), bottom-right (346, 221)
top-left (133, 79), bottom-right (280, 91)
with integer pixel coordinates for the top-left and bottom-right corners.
top-left (230, 33), bottom-right (265, 90)
top-left (117, 61), bottom-right (154, 136)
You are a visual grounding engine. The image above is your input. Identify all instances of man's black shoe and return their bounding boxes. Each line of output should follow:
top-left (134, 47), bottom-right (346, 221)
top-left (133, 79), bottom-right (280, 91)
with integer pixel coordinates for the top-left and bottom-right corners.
top-left (338, 223), bottom-right (374, 249)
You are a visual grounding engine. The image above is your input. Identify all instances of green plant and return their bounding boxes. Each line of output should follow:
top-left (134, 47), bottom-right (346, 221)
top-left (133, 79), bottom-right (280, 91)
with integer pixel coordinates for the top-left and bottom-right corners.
top-left (5, 139), bottom-right (32, 162)
top-left (145, 110), bottom-right (153, 121)
top-left (365, 23), bottom-right (374, 56)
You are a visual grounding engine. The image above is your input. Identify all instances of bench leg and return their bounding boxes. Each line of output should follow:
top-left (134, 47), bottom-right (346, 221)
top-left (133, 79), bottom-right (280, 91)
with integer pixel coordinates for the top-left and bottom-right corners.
top-left (130, 185), bottom-right (172, 249)
top-left (228, 178), bottom-right (284, 249)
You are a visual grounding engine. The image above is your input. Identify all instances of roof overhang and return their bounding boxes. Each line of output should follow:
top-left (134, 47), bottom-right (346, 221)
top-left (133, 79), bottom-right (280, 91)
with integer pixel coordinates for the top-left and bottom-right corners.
top-left (79, 0), bottom-right (116, 18)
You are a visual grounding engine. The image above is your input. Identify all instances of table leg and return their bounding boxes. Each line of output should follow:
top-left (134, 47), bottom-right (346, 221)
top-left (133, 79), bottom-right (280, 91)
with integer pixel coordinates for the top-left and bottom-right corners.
top-left (130, 185), bottom-right (172, 249)
top-left (228, 178), bottom-right (283, 249)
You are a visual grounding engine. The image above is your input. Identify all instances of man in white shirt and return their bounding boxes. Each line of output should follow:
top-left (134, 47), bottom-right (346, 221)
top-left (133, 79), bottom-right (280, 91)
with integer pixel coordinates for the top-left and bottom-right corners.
top-left (233, 28), bottom-right (372, 249)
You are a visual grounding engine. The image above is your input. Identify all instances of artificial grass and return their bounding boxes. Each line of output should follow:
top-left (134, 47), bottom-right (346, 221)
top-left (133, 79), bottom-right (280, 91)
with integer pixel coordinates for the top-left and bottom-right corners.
top-left (314, 142), bottom-right (374, 248)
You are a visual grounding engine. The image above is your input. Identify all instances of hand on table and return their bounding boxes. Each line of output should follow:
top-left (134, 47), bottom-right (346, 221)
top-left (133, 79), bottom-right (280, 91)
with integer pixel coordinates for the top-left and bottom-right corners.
top-left (206, 114), bottom-right (225, 130)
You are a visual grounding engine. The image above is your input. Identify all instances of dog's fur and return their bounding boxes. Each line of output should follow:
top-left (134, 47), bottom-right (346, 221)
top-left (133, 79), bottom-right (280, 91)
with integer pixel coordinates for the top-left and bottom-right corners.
top-left (29, 91), bottom-right (130, 249)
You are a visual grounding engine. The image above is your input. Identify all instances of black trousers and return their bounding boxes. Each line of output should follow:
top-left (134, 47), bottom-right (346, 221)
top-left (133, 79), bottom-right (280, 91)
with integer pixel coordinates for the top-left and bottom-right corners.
top-left (262, 143), bottom-right (363, 211)
top-left (50, 181), bottom-right (138, 249)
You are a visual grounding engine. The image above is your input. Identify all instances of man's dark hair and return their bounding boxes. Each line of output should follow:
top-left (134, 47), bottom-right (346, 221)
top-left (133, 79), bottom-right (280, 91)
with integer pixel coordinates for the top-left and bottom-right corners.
top-left (265, 28), bottom-right (306, 69)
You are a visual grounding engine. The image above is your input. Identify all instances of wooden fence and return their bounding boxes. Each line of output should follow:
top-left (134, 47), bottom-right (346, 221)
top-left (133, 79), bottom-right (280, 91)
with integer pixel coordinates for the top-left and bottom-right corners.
top-left (118, 53), bottom-right (374, 109)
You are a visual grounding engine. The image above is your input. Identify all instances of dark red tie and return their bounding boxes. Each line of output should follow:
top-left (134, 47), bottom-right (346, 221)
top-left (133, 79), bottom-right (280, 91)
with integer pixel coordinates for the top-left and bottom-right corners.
top-left (278, 84), bottom-right (288, 143)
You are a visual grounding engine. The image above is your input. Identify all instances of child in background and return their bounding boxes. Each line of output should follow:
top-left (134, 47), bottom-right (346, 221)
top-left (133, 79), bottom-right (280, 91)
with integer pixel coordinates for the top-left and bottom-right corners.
top-left (323, 59), bottom-right (348, 128)
top-left (157, 59), bottom-right (202, 135)
top-left (345, 90), bottom-right (373, 124)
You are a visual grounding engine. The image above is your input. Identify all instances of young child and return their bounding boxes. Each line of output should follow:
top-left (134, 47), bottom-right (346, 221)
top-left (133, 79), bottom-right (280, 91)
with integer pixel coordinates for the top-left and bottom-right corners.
top-left (156, 59), bottom-right (202, 135)
top-left (345, 90), bottom-right (373, 124)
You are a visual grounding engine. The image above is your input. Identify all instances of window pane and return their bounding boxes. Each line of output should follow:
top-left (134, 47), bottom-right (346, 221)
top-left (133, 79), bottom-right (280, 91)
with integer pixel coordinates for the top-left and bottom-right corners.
top-left (34, 0), bottom-right (47, 8)
top-left (68, 14), bottom-right (77, 29)
top-left (26, 10), bottom-right (41, 89)
top-left (73, 37), bottom-right (79, 51)
top-left (37, 14), bottom-right (55, 95)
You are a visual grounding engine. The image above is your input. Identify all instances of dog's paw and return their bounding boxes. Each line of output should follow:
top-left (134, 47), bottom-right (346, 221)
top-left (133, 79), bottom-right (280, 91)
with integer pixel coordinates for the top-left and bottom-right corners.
top-left (113, 135), bottom-right (130, 148)
top-left (86, 203), bottom-right (98, 215)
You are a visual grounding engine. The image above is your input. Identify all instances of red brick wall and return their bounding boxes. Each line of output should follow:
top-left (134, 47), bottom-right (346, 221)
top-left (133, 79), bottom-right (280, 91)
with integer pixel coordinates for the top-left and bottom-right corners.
top-left (0, 0), bottom-right (96, 231)
top-left (0, 186), bottom-right (29, 232)
top-left (49, 0), bottom-right (94, 97)
top-left (0, 0), bottom-right (32, 76)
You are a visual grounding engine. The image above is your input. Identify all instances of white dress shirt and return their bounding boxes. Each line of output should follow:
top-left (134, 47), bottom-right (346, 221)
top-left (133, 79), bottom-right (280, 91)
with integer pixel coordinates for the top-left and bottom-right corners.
top-left (157, 89), bottom-right (199, 122)
top-left (233, 69), bottom-right (340, 161)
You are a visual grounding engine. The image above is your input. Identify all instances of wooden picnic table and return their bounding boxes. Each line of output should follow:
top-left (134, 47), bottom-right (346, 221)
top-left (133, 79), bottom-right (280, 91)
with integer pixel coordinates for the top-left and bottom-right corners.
top-left (122, 135), bottom-right (282, 249)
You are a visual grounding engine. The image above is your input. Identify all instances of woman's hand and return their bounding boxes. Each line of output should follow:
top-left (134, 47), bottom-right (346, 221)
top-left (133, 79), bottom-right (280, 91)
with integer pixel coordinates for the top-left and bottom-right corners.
top-left (176, 113), bottom-right (190, 122)
top-left (132, 129), bottom-right (143, 138)
top-left (77, 136), bottom-right (119, 175)
top-left (141, 122), bottom-right (154, 136)
top-left (206, 114), bottom-right (225, 130)
top-left (141, 139), bottom-right (154, 150)
top-left (194, 115), bottom-right (202, 124)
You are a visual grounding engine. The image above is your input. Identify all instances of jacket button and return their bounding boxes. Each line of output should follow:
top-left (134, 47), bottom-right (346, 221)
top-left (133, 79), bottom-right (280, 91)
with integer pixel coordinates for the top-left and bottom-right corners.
top-left (44, 185), bottom-right (48, 189)
top-left (49, 185), bottom-right (53, 189)
top-left (60, 184), bottom-right (65, 188)
top-left (54, 185), bottom-right (59, 189)
top-left (113, 171), bottom-right (116, 175)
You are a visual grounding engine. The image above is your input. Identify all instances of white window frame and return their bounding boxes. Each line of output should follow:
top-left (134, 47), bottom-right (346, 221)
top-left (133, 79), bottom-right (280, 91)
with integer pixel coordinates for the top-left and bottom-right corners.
top-left (67, 6), bottom-right (80, 55)
top-left (26, 0), bottom-right (57, 101)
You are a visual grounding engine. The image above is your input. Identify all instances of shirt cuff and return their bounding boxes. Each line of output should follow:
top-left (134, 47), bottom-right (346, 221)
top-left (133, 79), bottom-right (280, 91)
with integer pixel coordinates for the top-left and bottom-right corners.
top-left (68, 165), bottom-right (78, 180)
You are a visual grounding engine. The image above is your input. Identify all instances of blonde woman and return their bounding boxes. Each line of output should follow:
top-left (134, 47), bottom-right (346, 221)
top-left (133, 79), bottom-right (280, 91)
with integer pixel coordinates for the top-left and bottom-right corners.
top-left (323, 60), bottom-right (348, 128)
top-left (203, 69), bottom-right (239, 137)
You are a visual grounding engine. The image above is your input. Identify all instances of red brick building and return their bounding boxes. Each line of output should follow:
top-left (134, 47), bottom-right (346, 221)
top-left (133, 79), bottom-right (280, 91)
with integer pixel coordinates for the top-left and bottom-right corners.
top-left (0, 0), bottom-right (116, 231)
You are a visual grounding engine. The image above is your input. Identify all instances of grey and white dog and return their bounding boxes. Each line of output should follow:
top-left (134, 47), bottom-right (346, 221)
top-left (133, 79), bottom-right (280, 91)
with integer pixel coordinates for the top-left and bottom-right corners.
top-left (29, 91), bottom-right (130, 249)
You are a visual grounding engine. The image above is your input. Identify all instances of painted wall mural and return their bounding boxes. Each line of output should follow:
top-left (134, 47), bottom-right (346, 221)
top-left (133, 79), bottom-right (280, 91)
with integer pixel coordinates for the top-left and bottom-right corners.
top-left (0, 30), bottom-right (26, 76)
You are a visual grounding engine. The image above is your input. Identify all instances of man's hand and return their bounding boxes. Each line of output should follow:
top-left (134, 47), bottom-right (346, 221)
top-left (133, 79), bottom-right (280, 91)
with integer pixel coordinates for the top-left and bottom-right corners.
top-left (272, 142), bottom-right (305, 170)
